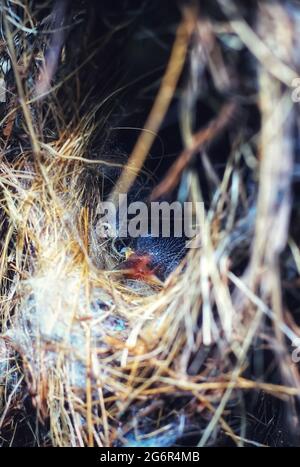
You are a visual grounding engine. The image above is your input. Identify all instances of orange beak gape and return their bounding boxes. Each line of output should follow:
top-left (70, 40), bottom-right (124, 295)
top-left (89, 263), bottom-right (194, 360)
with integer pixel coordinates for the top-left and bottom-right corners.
top-left (119, 248), bottom-right (162, 284)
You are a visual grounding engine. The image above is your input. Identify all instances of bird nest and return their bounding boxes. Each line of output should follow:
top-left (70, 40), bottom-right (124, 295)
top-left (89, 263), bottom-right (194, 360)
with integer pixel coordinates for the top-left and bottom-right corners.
top-left (1, 0), bottom-right (300, 447)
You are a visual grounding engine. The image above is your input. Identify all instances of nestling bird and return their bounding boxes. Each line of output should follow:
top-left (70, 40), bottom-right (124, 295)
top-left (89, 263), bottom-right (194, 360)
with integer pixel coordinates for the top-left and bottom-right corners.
top-left (119, 235), bottom-right (186, 283)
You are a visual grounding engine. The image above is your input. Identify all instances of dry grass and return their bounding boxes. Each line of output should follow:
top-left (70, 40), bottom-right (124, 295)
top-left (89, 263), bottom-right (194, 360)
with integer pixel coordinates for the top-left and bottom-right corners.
top-left (1, 0), bottom-right (300, 447)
